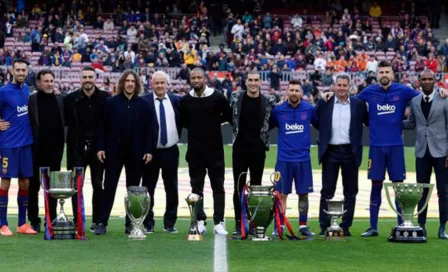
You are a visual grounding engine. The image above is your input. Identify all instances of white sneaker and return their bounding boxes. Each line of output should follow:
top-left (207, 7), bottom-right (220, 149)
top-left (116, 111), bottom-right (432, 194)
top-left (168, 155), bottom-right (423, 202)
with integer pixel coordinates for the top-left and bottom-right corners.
top-left (197, 220), bottom-right (207, 234)
top-left (213, 222), bottom-right (228, 235)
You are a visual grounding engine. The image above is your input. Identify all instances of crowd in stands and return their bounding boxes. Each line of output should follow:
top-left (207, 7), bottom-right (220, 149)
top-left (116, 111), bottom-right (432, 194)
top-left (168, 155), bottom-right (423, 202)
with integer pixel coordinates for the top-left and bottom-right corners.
top-left (0, 0), bottom-right (448, 104)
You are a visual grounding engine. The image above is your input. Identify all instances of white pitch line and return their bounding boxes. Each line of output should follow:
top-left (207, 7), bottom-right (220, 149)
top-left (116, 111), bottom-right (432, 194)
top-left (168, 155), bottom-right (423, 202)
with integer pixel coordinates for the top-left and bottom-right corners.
top-left (213, 222), bottom-right (229, 272)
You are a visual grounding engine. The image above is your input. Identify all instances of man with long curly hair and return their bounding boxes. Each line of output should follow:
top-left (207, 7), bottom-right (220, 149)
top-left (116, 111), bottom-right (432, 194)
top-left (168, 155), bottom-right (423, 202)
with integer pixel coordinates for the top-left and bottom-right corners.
top-left (95, 69), bottom-right (153, 235)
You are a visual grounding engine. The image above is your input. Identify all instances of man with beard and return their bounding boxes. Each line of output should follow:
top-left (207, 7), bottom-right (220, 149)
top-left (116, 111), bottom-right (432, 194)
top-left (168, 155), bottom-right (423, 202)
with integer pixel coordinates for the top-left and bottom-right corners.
top-left (27, 70), bottom-right (65, 233)
top-left (0, 59), bottom-right (36, 236)
top-left (229, 71), bottom-right (276, 235)
top-left (323, 61), bottom-right (447, 237)
top-left (271, 80), bottom-right (318, 237)
top-left (403, 70), bottom-right (448, 239)
top-left (180, 68), bottom-right (232, 235)
top-left (64, 66), bottom-right (110, 232)
top-left (95, 70), bottom-right (153, 235)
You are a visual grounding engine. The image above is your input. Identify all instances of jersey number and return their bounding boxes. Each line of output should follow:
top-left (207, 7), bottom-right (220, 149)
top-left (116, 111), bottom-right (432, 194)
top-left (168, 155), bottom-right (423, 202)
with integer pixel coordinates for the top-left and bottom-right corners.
top-left (367, 159), bottom-right (372, 170)
top-left (2, 158), bottom-right (8, 169)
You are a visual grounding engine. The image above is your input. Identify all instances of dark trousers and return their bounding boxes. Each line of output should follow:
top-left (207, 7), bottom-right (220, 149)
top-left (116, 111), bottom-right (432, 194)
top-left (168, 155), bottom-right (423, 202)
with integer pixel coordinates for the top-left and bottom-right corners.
top-left (319, 145), bottom-right (359, 230)
top-left (28, 153), bottom-right (61, 225)
top-left (416, 148), bottom-right (448, 226)
top-left (69, 144), bottom-right (104, 225)
top-left (142, 145), bottom-right (179, 229)
top-left (189, 157), bottom-right (225, 225)
top-left (232, 145), bottom-right (266, 223)
top-left (99, 153), bottom-right (143, 227)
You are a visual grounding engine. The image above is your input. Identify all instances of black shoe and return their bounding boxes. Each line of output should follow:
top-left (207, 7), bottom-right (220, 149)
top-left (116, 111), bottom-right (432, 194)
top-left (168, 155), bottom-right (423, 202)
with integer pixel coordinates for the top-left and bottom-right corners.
top-left (299, 227), bottom-right (315, 237)
top-left (163, 227), bottom-right (178, 234)
top-left (438, 227), bottom-right (448, 240)
top-left (95, 223), bottom-right (106, 235)
top-left (232, 222), bottom-right (241, 235)
top-left (31, 224), bottom-right (41, 233)
top-left (361, 228), bottom-right (378, 237)
top-left (90, 224), bottom-right (97, 233)
top-left (343, 228), bottom-right (352, 237)
top-left (125, 225), bottom-right (133, 234)
top-left (145, 226), bottom-right (155, 234)
top-left (319, 230), bottom-right (326, 236)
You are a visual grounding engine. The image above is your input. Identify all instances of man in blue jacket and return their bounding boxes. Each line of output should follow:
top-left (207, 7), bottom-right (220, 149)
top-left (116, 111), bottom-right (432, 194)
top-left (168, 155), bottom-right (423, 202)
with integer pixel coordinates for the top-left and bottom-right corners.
top-left (95, 70), bottom-right (153, 235)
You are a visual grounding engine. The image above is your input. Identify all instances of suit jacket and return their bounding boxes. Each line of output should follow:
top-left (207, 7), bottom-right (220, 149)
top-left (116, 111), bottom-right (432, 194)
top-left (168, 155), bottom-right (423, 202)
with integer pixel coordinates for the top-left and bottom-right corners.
top-left (229, 91), bottom-right (277, 150)
top-left (141, 92), bottom-right (182, 151)
top-left (63, 87), bottom-right (110, 168)
top-left (403, 91), bottom-right (448, 158)
top-left (97, 92), bottom-right (153, 160)
top-left (315, 96), bottom-right (368, 167)
top-left (29, 91), bottom-right (65, 160)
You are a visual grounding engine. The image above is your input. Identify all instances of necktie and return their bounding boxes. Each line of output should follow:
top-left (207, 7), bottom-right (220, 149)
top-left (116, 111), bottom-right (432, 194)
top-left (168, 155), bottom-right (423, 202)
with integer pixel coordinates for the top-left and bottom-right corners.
top-left (157, 98), bottom-right (168, 146)
top-left (425, 96), bottom-right (430, 103)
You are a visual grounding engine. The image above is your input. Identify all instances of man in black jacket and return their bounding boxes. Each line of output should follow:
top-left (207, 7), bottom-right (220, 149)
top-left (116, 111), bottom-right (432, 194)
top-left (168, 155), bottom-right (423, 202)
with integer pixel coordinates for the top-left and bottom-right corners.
top-left (63, 66), bottom-right (110, 232)
top-left (17, 69), bottom-right (63, 233)
top-left (95, 69), bottom-right (153, 235)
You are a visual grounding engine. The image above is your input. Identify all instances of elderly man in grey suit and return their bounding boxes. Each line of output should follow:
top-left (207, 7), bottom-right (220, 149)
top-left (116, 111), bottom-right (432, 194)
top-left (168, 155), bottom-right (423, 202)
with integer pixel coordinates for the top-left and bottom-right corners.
top-left (403, 70), bottom-right (448, 239)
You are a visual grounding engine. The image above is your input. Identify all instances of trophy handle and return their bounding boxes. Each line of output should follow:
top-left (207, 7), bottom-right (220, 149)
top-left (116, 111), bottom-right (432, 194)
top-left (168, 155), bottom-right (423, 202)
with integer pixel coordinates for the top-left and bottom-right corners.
top-left (384, 183), bottom-right (404, 217)
top-left (414, 183), bottom-right (435, 217)
top-left (237, 172), bottom-right (249, 200)
top-left (270, 171), bottom-right (281, 186)
top-left (39, 167), bottom-right (50, 193)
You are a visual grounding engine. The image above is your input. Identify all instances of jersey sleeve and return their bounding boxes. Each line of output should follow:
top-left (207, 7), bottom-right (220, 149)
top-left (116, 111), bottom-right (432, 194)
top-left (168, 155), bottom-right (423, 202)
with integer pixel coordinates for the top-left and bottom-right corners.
top-left (270, 105), bottom-right (279, 128)
top-left (310, 105), bottom-right (318, 128)
top-left (356, 86), bottom-right (370, 102)
top-left (0, 91), bottom-right (4, 114)
top-left (402, 85), bottom-right (420, 101)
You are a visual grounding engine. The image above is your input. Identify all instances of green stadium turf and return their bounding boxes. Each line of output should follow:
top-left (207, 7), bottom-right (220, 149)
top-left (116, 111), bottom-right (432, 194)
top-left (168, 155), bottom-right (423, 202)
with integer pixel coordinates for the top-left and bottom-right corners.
top-left (1, 218), bottom-right (446, 272)
top-left (61, 145), bottom-right (417, 172)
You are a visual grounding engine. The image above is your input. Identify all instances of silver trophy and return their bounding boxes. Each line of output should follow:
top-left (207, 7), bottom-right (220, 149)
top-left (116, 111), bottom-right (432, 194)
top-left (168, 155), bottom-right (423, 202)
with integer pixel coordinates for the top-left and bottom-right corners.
top-left (41, 167), bottom-right (82, 240)
top-left (124, 186), bottom-right (150, 240)
top-left (323, 199), bottom-right (347, 241)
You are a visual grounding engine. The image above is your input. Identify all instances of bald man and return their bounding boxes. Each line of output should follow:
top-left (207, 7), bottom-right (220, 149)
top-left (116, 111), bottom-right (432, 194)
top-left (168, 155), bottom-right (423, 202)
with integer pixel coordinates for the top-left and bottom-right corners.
top-left (141, 71), bottom-right (182, 234)
top-left (403, 70), bottom-right (448, 239)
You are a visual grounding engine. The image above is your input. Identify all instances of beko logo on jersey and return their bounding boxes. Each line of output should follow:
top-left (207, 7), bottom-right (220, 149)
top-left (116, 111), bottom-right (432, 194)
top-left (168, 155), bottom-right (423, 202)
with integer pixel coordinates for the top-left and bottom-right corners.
top-left (285, 123), bottom-right (304, 134)
top-left (17, 105), bottom-right (28, 117)
top-left (377, 104), bottom-right (396, 115)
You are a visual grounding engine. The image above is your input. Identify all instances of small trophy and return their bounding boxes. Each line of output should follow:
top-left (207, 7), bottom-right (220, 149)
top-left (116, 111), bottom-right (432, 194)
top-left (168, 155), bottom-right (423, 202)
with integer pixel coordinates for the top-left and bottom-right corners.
top-left (186, 193), bottom-right (203, 241)
top-left (384, 183), bottom-right (434, 243)
top-left (124, 186), bottom-right (150, 240)
top-left (323, 199), bottom-right (347, 241)
top-left (40, 167), bottom-right (83, 240)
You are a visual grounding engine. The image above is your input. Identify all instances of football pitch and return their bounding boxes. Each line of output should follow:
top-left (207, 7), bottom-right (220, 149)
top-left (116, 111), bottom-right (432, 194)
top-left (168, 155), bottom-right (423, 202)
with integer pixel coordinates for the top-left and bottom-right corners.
top-left (1, 218), bottom-right (446, 272)
top-left (4, 145), bottom-right (445, 272)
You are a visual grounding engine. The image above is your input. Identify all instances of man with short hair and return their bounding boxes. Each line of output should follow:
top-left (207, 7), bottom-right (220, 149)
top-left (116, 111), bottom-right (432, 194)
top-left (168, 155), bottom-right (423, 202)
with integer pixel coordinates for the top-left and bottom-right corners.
top-left (315, 73), bottom-right (368, 236)
top-left (180, 68), bottom-right (232, 235)
top-left (27, 69), bottom-right (65, 232)
top-left (0, 59), bottom-right (36, 236)
top-left (229, 71), bottom-right (276, 235)
top-left (141, 71), bottom-right (181, 234)
top-left (64, 66), bottom-right (110, 232)
top-left (271, 79), bottom-right (318, 237)
top-left (403, 70), bottom-right (448, 239)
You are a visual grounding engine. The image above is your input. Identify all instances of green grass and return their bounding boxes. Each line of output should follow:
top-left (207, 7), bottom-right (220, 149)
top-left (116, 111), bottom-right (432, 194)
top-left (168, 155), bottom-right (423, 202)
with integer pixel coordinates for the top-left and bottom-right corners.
top-left (61, 145), bottom-right (417, 172)
top-left (1, 218), bottom-right (446, 271)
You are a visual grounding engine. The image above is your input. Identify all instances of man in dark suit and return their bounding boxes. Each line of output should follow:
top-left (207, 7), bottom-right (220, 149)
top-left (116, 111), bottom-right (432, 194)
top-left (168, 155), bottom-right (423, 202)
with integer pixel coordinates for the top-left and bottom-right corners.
top-left (95, 69), bottom-right (153, 235)
top-left (141, 71), bottom-right (181, 234)
top-left (64, 66), bottom-right (110, 232)
top-left (403, 70), bottom-right (448, 239)
top-left (315, 73), bottom-right (368, 236)
top-left (25, 70), bottom-right (64, 232)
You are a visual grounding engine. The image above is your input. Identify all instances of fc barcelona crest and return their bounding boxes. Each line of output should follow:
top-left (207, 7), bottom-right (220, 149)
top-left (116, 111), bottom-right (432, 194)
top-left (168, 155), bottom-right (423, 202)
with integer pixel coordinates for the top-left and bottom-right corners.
top-left (2, 169), bottom-right (7, 174)
top-left (301, 113), bottom-right (307, 120)
top-left (393, 95), bottom-right (400, 101)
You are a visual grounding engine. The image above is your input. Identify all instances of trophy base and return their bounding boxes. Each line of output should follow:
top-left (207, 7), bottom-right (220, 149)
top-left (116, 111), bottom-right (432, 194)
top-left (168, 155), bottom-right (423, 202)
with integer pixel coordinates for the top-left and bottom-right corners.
top-left (250, 236), bottom-right (271, 241)
top-left (51, 221), bottom-right (77, 240)
top-left (388, 226), bottom-right (427, 243)
top-left (325, 229), bottom-right (346, 241)
top-left (187, 234), bottom-right (203, 241)
top-left (128, 228), bottom-right (147, 240)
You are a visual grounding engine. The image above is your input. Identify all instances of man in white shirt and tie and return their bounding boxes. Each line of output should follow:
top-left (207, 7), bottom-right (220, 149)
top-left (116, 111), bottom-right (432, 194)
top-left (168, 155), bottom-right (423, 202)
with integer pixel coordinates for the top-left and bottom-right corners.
top-left (142, 71), bottom-right (182, 234)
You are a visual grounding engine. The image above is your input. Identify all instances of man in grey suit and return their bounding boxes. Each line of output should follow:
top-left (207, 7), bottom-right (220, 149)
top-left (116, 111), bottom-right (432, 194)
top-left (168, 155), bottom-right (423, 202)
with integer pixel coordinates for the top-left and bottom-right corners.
top-left (403, 70), bottom-right (448, 239)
